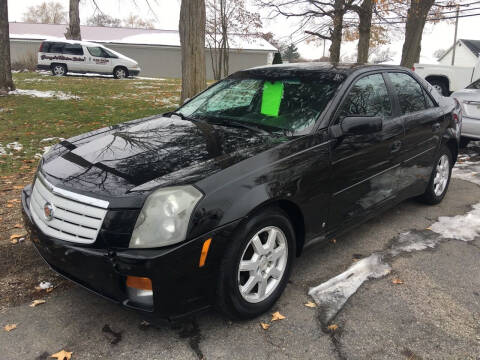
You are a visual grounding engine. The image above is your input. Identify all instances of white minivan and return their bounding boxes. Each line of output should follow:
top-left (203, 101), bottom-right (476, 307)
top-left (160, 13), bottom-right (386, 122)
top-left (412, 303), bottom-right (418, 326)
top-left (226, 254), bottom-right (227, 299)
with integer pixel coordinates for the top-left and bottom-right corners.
top-left (37, 39), bottom-right (141, 78)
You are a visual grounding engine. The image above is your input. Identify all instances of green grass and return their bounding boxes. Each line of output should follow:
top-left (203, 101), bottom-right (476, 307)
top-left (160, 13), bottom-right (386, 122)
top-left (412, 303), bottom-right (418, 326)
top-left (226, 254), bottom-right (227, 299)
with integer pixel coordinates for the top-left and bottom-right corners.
top-left (0, 72), bottom-right (181, 175)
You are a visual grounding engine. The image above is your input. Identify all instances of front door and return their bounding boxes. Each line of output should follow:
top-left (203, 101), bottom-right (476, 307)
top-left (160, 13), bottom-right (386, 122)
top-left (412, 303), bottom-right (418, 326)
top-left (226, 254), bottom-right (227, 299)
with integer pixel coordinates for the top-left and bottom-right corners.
top-left (328, 72), bottom-right (404, 230)
top-left (85, 46), bottom-right (113, 74)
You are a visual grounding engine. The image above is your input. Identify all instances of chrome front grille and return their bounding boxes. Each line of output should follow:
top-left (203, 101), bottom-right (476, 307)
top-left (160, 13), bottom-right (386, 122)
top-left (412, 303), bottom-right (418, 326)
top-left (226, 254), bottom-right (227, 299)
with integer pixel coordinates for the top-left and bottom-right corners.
top-left (29, 173), bottom-right (109, 244)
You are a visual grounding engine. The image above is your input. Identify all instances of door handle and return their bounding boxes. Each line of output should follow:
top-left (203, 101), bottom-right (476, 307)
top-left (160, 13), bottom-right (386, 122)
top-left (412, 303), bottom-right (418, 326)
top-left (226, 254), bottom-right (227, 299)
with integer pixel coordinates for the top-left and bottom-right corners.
top-left (432, 123), bottom-right (441, 132)
top-left (391, 140), bottom-right (402, 153)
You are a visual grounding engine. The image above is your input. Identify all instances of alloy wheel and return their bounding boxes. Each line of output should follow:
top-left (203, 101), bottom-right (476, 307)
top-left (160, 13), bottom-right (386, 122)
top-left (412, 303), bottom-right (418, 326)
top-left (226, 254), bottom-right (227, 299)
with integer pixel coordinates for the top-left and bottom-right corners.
top-left (238, 226), bottom-right (288, 303)
top-left (433, 154), bottom-right (450, 196)
top-left (53, 65), bottom-right (65, 75)
top-left (115, 68), bottom-right (126, 79)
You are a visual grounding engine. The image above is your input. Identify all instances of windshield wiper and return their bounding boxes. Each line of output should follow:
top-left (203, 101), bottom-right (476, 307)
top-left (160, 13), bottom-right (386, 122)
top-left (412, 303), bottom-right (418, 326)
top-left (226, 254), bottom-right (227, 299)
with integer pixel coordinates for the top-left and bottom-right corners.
top-left (203, 118), bottom-right (271, 135)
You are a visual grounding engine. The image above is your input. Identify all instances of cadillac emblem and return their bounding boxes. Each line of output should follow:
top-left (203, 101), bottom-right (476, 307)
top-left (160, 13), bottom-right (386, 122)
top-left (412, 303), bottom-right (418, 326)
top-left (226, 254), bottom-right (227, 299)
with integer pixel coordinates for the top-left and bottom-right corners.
top-left (43, 202), bottom-right (54, 221)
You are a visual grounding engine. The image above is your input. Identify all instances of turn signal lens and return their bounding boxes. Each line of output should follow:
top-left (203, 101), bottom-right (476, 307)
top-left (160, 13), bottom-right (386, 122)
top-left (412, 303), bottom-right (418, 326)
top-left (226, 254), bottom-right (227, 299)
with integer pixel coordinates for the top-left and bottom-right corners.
top-left (126, 276), bottom-right (152, 290)
top-left (199, 238), bottom-right (212, 268)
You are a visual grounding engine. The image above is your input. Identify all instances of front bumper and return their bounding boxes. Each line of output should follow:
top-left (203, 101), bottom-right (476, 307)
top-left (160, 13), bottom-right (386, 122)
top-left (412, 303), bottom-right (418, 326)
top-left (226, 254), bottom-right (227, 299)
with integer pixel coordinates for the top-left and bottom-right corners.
top-left (22, 185), bottom-right (240, 319)
top-left (129, 69), bottom-right (141, 76)
top-left (461, 115), bottom-right (480, 140)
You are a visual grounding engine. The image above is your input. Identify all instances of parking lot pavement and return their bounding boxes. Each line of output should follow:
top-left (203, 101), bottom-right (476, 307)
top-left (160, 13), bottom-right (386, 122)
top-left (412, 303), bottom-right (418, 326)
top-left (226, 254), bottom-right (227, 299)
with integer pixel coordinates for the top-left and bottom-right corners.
top-left (1, 179), bottom-right (480, 359)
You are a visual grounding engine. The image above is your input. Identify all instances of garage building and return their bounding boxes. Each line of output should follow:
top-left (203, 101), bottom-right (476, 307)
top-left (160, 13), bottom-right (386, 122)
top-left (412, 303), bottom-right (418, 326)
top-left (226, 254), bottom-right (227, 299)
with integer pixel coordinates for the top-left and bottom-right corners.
top-left (9, 22), bottom-right (277, 79)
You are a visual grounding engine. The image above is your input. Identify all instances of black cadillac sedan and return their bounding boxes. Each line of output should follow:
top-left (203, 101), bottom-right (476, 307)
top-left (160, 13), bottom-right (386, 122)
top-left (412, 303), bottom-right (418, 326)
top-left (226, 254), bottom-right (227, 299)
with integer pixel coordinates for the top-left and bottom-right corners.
top-left (22, 63), bottom-right (461, 320)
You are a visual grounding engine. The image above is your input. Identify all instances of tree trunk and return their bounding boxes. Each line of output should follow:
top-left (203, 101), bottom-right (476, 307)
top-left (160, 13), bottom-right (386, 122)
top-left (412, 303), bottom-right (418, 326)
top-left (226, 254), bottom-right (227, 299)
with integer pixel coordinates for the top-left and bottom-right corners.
top-left (329, 0), bottom-right (344, 63)
top-left (400, 0), bottom-right (435, 68)
top-left (179, 0), bottom-right (207, 103)
top-left (0, 0), bottom-right (14, 94)
top-left (65, 0), bottom-right (81, 40)
top-left (357, 0), bottom-right (372, 64)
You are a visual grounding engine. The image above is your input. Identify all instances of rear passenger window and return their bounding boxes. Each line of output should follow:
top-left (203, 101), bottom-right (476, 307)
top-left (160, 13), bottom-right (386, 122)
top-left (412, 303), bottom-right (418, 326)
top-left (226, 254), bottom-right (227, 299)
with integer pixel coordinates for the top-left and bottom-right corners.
top-left (49, 42), bottom-right (65, 54)
top-left (339, 73), bottom-right (392, 118)
top-left (63, 44), bottom-right (84, 55)
top-left (388, 73), bottom-right (431, 114)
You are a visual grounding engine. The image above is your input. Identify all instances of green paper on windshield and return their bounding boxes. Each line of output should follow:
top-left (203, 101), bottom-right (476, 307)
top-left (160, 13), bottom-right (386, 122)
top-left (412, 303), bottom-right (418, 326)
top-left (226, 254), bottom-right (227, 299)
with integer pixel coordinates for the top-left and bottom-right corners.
top-left (261, 81), bottom-right (284, 117)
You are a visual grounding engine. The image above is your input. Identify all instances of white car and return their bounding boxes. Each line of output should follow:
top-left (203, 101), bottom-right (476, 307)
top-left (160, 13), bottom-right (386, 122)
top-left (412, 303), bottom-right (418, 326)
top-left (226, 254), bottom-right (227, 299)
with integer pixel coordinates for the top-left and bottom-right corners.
top-left (451, 78), bottom-right (480, 147)
top-left (37, 39), bottom-right (141, 79)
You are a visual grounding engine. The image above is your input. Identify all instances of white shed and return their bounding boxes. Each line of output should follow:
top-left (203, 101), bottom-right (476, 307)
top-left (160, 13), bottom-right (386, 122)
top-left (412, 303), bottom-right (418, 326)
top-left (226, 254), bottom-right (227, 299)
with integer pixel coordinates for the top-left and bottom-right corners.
top-left (8, 22), bottom-right (277, 79)
top-left (438, 39), bottom-right (480, 67)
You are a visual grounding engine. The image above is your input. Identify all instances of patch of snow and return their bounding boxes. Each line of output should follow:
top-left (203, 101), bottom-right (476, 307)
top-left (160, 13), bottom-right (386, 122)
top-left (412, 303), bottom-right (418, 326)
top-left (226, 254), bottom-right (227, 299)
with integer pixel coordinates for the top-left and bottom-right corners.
top-left (9, 89), bottom-right (78, 100)
top-left (452, 161), bottom-right (480, 186)
top-left (309, 200), bottom-right (480, 325)
top-left (430, 203), bottom-right (480, 241)
top-left (42, 146), bottom-right (52, 154)
top-left (6, 142), bottom-right (23, 151)
top-left (38, 281), bottom-right (53, 290)
top-left (0, 143), bottom-right (7, 156)
top-left (388, 230), bottom-right (439, 257)
top-left (308, 253), bottom-right (391, 324)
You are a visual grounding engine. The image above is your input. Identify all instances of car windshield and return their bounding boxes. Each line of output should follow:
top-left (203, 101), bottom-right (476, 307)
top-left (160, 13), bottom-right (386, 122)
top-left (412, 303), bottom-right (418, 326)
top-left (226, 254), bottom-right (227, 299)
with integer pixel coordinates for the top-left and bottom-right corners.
top-left (176, 73), bottom-right (344, 135)
top-left (466, 78), bottom-right (480, 89)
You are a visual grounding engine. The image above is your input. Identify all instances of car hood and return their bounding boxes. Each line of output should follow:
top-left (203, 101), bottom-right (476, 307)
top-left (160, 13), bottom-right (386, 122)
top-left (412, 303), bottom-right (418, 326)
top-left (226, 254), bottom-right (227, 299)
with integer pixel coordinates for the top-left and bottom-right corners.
top-left (451, 88), bottom-right (480, 101)
top-left (40, 115), bottom-right (284, 202)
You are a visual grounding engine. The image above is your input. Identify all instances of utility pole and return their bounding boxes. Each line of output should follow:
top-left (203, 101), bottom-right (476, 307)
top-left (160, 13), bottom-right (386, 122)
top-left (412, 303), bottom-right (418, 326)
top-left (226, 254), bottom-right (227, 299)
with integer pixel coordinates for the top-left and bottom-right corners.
top-left (451, 4), bottom-right (460, 66)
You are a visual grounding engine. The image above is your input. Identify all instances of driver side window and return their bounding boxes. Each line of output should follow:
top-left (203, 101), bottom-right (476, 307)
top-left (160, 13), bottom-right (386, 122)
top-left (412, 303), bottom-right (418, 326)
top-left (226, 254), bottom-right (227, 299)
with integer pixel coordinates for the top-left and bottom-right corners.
top-left (339, 74), bottom-right (392, 119)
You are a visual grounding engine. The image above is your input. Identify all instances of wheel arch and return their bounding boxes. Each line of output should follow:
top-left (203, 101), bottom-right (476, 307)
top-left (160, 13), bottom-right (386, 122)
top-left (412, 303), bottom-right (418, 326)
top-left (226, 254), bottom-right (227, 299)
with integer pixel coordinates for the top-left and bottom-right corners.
top-left (425, 75), bottom-right (450, 93)
top-left (51, 62), bottom-right (68, 71)
top-left (244, 198), bottom-right (306, 257)
top-left (114, 65), bottom-right (129, 77)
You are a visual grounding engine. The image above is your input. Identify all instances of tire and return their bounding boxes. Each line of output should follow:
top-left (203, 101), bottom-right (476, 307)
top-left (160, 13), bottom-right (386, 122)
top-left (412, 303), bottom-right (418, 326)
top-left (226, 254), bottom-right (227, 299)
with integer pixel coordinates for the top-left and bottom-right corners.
top-left (430, 80), bottom-right (448, 96)
top-left (51, 63), bottom-right (67, 76)
top-left (459, 137), bottom-right (470, 149)
top-left (113, 66), bottom-right (128, 79)
top-left (216, 208), bottom-right (296, 320)
top-left (418, 145), bottom-right (453, 205)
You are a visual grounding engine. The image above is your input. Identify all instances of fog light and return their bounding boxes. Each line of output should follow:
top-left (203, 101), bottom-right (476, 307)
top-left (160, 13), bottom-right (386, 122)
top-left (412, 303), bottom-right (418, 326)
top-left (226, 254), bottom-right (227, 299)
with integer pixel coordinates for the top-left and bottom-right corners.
top-left (126, 276), bottom-right (153, 307)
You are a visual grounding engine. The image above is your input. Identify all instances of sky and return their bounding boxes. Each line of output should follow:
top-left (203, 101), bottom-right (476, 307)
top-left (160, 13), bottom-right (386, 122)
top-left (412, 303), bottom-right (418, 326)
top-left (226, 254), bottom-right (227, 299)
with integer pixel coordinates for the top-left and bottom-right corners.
top-left (7, 0), bottom-right (480, 64)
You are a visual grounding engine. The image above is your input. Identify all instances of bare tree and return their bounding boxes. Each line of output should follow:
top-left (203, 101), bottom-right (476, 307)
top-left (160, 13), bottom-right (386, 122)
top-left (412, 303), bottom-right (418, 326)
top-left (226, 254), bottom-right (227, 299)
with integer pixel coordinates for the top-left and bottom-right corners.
top-left (179, 0), bottom-right (207, 103)
top-left (351, 0), bottom-right (372, 63)
top-left (0, 0), bottom-right (14, 94)
top-left (123, 13), bottom-right (155, 29)
top-left (260, 0), bottom-right (356, 63)
top-left (65, 0), bottom-right (81, 40)
top-left (22, 1), bottom-right (67, 24)
top-left (87, 14), bottom-right (122, 27)
top-left (400, 0), bottom-right (435, 68)
top-left (206, 0), bottom-right (262, 79)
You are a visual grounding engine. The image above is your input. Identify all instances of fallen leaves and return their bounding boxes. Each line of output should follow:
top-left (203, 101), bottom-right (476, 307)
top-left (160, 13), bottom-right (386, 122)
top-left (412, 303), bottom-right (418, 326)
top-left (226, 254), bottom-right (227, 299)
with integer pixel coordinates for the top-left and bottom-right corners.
top-left (392, 278), bottom-right (404, 285)
top-left (259, 311), bottom-right (287, 330)
top-left (271, 311), bottom-right (286, 321)
top-left (260, 322), bottom-right (270, 330)
top-left (4, 324), bottom-right (17, 332)
top-left (29, 299), bottom-right (46, 307)
top-left (50, 350), bottom-right (73, 360)
top-left (304, 301), bottom-right (317, 308)
top-left (327, 324), bottom-right (339, 331)
top-left (10, 233), bottom-right (26, 244)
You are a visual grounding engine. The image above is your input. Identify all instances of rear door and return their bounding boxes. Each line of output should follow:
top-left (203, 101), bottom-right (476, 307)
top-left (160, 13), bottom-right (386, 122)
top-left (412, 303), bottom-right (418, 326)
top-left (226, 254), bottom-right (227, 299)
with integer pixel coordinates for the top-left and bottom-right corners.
top-left (328, 72), bottom-right (404, 229)
top-left (85, 46), bottom-right (114, 74)
top-left (385, 72), bottom-right (445, 194)
top-left (62, 43), bottom-right (85, 71)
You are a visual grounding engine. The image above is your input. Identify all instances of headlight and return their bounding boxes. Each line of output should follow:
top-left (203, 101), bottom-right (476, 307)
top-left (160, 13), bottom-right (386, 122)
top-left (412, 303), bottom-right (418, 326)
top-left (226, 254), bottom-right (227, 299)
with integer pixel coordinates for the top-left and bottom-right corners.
top-left (129, 185), bottom-right (203, 248)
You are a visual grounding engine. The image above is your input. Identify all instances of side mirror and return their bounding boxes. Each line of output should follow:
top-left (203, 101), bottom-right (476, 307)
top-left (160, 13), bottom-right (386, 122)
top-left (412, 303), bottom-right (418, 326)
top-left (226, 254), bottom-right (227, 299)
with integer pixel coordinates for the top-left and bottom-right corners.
top-left (330, 116), bottom-right (383, 138)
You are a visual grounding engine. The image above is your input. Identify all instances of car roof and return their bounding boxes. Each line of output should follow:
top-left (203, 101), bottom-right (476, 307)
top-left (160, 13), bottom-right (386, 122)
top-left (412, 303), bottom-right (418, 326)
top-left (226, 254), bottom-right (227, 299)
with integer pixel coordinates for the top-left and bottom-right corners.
top-left (41, 37), bottom-right (103, 47)
top-left (240, 62), bottom-right (408, 77)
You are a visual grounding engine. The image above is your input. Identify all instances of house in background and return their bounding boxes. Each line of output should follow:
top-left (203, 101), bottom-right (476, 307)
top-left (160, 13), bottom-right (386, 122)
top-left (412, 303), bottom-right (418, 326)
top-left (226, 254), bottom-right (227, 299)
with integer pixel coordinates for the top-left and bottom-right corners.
top-left (438, 39), bottom-right (480, 67)
top-left (8, 22), bottom-right (277, 79)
